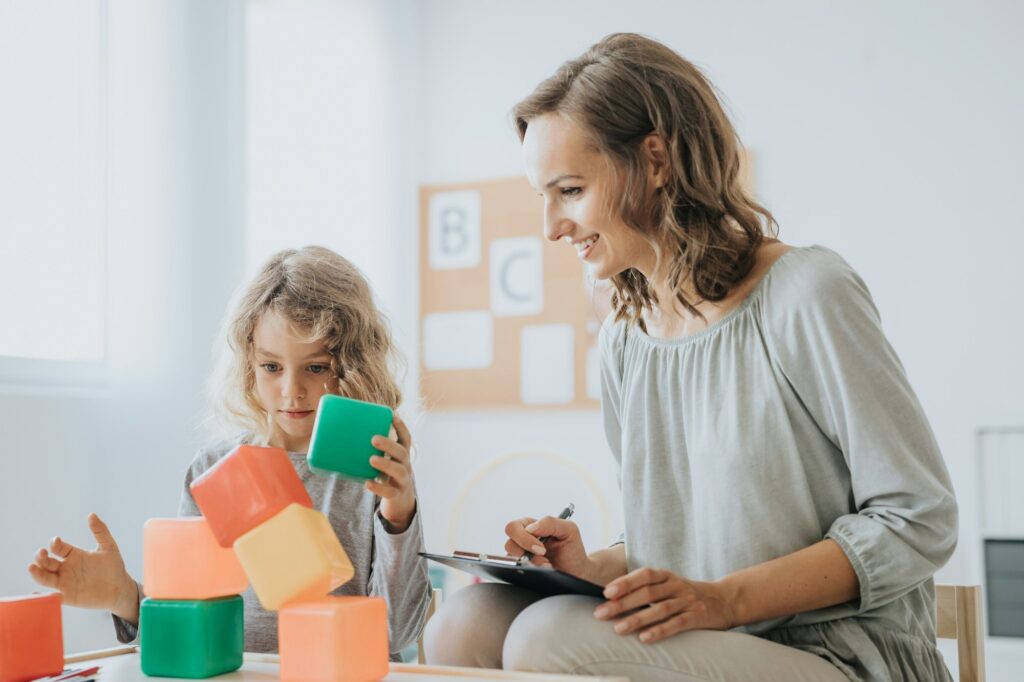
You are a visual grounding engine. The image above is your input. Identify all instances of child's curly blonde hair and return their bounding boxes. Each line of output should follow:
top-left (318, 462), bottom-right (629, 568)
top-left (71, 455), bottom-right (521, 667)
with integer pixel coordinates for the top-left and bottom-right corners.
top-left (208, 246), bottom-right (403, 444)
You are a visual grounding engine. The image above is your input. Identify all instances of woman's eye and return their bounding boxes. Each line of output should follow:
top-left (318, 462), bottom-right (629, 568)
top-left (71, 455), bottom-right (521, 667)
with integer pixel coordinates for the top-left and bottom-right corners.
top-left (560, 187), bottom-right (582, 198)
top-left (308, 364), bottom-right (330, 375)
top-left (260, 363), bottom-right (280, 373)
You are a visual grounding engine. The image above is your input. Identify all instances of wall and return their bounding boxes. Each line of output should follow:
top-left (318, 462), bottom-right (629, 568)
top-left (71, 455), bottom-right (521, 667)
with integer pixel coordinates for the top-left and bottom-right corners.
top-left (410, 0), bottom-right (1024, 588)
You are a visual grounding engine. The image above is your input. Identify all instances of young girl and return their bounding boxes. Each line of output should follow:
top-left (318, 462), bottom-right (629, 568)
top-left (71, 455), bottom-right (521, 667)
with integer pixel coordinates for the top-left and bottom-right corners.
top-left (28, 246), bottom-right (431, 658)
top-left (426, 34), bottom-right (957, 682)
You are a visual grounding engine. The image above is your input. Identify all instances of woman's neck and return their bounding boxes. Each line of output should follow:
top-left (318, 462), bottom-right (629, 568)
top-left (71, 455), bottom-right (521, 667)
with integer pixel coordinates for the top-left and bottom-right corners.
top-left (641, 242), bottom-right (791, 340)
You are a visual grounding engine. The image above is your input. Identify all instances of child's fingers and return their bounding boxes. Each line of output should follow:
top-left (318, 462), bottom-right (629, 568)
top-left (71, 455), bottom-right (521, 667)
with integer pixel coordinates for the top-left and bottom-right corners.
top-left (34, 547), bottom-right (61, 573)
top-left (27, 563), bottom-right (59, 589)
top-left (48, 536), bottom-right (76, 559)
top-left (87, 513), bottom-right (119, 551)
top-left (368, 450), bottom-right (407, 483)
top-left (365, 479), bottom-right (397, 498)
top-left (371, 435), bottom-right (407, 464)
top-left (392, 415), bottom-right (412, 449)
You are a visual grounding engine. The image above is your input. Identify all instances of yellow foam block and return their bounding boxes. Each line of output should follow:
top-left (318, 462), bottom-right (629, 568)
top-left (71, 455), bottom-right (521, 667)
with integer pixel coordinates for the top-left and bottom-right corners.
top-left (233, 504), bottom-right (354, 611)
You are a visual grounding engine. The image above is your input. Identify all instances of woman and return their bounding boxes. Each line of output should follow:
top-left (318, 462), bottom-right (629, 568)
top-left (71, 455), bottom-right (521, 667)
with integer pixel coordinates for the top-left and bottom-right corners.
top-left (425, 33), bottom-right (956, 682)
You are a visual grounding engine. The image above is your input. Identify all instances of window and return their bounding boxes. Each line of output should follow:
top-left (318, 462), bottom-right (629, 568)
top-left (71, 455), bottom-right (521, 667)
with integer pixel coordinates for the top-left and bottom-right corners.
top-left (0, 1), bottom-right (106, 383)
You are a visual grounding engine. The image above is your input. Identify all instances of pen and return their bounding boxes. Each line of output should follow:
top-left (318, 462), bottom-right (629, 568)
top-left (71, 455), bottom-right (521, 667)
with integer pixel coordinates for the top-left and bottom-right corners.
top-left (518, 503), bottom-right (574, 566)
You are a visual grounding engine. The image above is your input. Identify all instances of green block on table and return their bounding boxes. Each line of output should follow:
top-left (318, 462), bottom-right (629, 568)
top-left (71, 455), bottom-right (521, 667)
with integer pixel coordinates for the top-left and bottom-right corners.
top-left (308, 395), bottom-right (393, 480)
top-left (140, 596), bottom-right (243, 678)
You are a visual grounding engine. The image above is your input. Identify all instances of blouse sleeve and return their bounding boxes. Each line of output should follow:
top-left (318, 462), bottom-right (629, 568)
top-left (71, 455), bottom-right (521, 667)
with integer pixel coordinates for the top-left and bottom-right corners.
top-left (762, 248), bottom-right (958, 613)
top-left (600, 315), bottom-right (627, 548)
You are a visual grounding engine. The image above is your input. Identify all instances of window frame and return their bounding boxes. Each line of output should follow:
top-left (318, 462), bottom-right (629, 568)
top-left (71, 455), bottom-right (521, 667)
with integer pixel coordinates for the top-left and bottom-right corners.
top-left (0, 0), bottom-right (109, 391)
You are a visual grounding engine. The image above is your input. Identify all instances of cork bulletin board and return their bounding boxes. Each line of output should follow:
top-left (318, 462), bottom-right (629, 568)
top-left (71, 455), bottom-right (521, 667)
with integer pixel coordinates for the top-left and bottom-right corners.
top-left (419, 156), bottom-right (751, 412)
top-left (418, 177), bottom-right (610, 412)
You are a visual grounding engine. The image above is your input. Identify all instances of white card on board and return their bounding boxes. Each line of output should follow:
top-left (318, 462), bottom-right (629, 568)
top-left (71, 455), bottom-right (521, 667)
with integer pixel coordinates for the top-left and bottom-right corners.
top-left (521, 324), bottom-right (574, 404)
top-left (490, 236), bottom-right (543, 317)
top-left (423, 311), bottom-right (493, 370)
top-left (429, 190), bottom-right (481, 269)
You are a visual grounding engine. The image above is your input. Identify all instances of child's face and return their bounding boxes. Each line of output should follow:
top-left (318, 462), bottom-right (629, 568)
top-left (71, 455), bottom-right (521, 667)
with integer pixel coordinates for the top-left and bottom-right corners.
top-left (251, 310), bottom-right (337, 453)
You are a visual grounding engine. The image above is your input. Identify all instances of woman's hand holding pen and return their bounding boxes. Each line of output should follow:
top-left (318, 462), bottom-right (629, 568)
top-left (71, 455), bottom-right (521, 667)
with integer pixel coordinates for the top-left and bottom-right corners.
top-left (503, 515), bottom-right (597, 581)
top-left (593, 568), bottom-right (736, 644)
top-left (367, 414), bottom-right (417, 534)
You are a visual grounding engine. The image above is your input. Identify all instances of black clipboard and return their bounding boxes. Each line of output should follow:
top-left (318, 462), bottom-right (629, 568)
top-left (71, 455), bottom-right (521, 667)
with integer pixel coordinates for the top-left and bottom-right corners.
top-left (419, 551), bottom-right (605, 598)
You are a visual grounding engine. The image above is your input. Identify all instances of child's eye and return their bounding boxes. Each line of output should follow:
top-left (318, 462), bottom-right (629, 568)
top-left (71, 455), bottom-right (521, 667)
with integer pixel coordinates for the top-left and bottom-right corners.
top-left (259, 362), bottom-right (280, 373)
top-left (308, 364), bottom-right (330, 375)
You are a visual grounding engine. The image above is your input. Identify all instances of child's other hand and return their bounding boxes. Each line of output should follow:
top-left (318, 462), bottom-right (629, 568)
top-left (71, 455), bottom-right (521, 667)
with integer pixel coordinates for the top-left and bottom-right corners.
top-left (27, 513), bottom-right (140, 622)
top-left (367, 414), bottom-right (417, 533)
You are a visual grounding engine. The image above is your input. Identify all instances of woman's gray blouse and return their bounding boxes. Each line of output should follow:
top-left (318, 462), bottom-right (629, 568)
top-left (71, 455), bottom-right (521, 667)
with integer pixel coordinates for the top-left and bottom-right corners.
top-left (600, 245), bottom-right (957, 682)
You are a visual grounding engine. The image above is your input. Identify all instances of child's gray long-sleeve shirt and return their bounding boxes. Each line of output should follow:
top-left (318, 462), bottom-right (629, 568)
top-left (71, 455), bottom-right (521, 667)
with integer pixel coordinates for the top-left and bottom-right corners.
top-left (601, 245), bottom-right (957, 682)
top-left (114, 440), bottom-right (431, 658)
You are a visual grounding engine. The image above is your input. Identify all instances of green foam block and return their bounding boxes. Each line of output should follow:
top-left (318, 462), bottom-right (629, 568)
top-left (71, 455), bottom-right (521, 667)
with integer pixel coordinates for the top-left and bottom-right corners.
top-left (307, 395), bottom-right (393, 480)
top-left (140, 596), bottom-right (243, 678)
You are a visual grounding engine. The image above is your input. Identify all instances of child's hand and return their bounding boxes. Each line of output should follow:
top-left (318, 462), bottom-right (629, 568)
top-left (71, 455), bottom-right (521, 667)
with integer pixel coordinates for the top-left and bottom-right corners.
top-left (367, 415), bottom-right (417, 533)
top-left (27, 513), bottom-right (140, 623)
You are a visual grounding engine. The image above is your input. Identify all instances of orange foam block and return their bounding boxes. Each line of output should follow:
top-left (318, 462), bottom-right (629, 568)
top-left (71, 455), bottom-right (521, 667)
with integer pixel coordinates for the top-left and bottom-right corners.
top-left (190, 445), bottom-right (313, 547)
top-left (279, 597), bottom-right (388, 682)
top-left (0, 593), bottom-right (63, 682)
top-left (144, 517), bottom-right (249, 600)
top-left (233, 504), bottom-right (354, 611)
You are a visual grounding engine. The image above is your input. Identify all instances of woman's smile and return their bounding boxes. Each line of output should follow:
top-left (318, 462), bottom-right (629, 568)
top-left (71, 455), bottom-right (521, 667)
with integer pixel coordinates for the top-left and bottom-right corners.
top-left (568, 234), bottom-right (600, 260)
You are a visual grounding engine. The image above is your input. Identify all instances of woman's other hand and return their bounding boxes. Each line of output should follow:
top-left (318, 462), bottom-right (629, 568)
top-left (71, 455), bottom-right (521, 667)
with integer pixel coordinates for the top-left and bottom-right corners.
top-left (593, 567), bottom-right (737, 643)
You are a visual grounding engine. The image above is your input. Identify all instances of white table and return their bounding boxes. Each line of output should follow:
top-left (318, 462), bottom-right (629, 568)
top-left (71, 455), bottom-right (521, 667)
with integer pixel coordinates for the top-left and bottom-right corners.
top-left (65, 648), bottom-right (630, 682)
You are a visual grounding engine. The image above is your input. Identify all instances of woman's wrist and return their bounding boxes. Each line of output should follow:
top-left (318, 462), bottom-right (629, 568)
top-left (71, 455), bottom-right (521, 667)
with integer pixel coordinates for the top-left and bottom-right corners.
top-left (586, 546), bottom-right (629, 585)
top-left (708, 576), bottom-right (745, 628)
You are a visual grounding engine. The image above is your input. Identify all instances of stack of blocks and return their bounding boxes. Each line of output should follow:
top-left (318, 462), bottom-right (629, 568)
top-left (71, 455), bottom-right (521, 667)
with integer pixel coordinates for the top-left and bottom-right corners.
top-left (140, 517), bottom-right (247, 677)
top-left (0, 593), bottom-right (63, 682)
top-left (183, 396), bottom-right (395, 682)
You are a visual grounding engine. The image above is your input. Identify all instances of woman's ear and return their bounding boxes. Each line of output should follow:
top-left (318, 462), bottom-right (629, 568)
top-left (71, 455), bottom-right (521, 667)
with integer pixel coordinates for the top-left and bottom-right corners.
top-left (642, 133), bottom-right (670, 189)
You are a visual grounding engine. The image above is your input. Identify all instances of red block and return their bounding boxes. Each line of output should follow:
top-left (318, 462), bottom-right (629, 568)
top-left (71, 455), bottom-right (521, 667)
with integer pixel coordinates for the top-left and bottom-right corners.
top-left (190, 445), bottom-right (313, 547)
top-left (0, 593), bottom-right (64, 682)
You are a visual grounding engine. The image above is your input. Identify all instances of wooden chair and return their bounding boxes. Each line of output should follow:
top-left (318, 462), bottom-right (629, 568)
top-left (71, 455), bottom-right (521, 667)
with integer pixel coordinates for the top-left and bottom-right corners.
top-left (417, 587), bottom-right (443, 664)
top-left (936, 584), bottom-right (986, 682)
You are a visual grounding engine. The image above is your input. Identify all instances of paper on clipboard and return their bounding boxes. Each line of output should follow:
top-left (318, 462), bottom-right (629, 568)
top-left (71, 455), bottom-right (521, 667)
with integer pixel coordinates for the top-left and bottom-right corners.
top-left (419, 551), bottom-right (605, 598)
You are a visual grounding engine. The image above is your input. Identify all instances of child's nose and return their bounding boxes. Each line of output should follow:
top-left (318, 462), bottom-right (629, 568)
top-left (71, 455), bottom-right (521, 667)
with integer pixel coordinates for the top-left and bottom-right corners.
top-left (281, 372), bottom-right (305, 398)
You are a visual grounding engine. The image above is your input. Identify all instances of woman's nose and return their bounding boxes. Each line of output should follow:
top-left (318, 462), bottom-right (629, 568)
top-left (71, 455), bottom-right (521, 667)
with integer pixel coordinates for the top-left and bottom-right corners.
top-left (543, 202), bottom-right (571, 242)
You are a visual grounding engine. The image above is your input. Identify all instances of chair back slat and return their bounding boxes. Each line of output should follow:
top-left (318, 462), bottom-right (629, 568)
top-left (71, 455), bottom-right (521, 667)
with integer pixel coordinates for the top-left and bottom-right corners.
top-left (936, 584), bottom-right (986, 682)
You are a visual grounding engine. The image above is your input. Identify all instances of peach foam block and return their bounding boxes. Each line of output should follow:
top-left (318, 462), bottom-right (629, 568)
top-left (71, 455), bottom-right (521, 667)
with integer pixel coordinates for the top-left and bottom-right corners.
top-left (143, 517), bottom-right (249, 600)
top-left (279, 596), bottom-right (388, 682)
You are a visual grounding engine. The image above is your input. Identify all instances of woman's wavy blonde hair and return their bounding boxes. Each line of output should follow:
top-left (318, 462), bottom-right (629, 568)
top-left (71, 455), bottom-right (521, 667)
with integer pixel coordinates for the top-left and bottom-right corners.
top-left (208, 246), bottom-right (403, 444)
top-left (513, 33), bottom-right (777, 328)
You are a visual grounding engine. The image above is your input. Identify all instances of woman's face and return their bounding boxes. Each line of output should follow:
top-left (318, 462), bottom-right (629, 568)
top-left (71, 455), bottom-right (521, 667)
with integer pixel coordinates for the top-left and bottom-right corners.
top-left (522, 113), bottom-right (656, 281)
